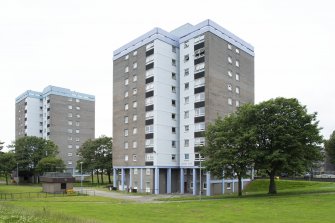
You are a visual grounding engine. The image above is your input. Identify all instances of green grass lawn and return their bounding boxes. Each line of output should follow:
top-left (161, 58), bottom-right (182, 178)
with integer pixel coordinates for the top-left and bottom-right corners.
top-left (1, 180), bottom-right (335, 223)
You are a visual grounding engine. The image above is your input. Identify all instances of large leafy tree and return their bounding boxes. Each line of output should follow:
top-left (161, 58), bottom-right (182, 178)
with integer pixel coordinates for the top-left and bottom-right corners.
top-left (202, 104), bottom-right (257, 196)
top-left (77, 136), bottom-right (113, 184)
top-left (0, 151), bottom-right (16, 185)
top-left (36, 157), bottom-right (66, 174)
top-left (13, 136), bottom-right (59, 183)
top-left (254, 98), bottom-right (323, 194)
top-left (325, 131), bottom-right (335, 165)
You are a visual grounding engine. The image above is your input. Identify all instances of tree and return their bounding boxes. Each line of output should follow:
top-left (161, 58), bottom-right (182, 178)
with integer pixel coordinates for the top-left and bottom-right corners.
top-left (77, 136), bottom-right (113, 184)
top-left (0, 151), bottom-right (16, 184)
top-left (253, 98), bottom-right (323, 194)
top-left (13, 136), bottom-right (59, 183)
top-left (36, 157), bottom-right (66, 174)
top-left (325, 131), bottom-right (335, 165)
top-left (202, 104), bottom-right (257, 196)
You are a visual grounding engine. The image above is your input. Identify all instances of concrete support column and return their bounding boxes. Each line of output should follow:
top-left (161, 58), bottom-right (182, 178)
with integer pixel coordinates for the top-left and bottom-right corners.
top-left (222, 178), bottom-right (225, 194)
top-left (167, 168), bottom-right (171, 194)
top-left (241, 178), bottom-right (244, 190)
top-left (113, 168), bottom-right (117, 188)
top-left (232, 178), bottom-right (235, 193)
top-left (192, 168), bottom-right (197, 195)
top-left (154, 168), bottom-right (159, 194)
top-left (140, 168), bottom-right (143, 193)
top-left (129, 169), bottom-right (132, 190)
top-left (180, 168), bottom-right (184, 194)
top-left (121, 168), bottom-right (125, 191)
top-left (206, 171), bottom-right (211, 196)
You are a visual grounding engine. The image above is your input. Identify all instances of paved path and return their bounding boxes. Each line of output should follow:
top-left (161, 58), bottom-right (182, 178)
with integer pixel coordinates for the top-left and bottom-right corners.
top-left (73, 187), bottom-right (184, 203)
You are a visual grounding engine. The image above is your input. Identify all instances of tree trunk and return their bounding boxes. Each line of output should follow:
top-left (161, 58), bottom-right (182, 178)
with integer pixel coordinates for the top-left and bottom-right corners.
top-left (101, 170), bottom-right (104, 184)
top-left (269, 173), bottom-right (277, 194)
top-left (96, 170), bottom-right (100, 184)
top-left (91, 170), bottom-right (94, 184)
top-left (237, 175), bottom-right (242, 196)
top-left (107, 169), bottom-right (111, 184)
top-left (5, 172), bottom-right (8, 185)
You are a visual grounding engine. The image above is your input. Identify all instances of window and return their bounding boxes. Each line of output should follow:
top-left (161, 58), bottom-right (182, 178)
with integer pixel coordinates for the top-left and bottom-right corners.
top-left (195, 122), bottom-right (205, 131)
top-left (203, 182), bottom-right (207, 189)
top-left (146, 69), bottom-right (154, 78)
top-left (171, 100), bottom-right (176, 107)
top-left (228, 70), bottom-right (233, 77)
top-left (124, 129), bottom-right (128, 136)
top-left (228, 98), bottom-right (233, 105)
top-left (125, 55), bottom-right (129, 60)
top-left (75, 137), bottom-right (80, 142)
top-left (172, 86), bottom-right (176, 93)
top-left (75, 122), bottom-right (80, 127)
top-left (236, 100), bottom-right (240, 107)
top-left (125, 78), bottom-right (129, 86)
top-left (133, 88), bottom-right (137, 95)
top-left (133, 101), bottom-right (137, 108)
top-left (194, 35), bottom-right (204, 43)
top-left (184, 82), bottom-right (189, 90)
top-left (68, 161), bottom-right (72, 165)
top-left (194, 77), bottom-right (205, 87)
top-left (235, 48), bottom-right (240, 54)
top-left (133, 62), bottom-right (137, 69)
top-left (195, 137), bottom-right (205, 146)
top-left (68, 105), bottom-right (72, 110)
top-left (184, 68), bottom-right (189, 76)
top-left (228, 84), bottom-right (232, 91)
top-left (133, 141), bottom-right (137, 148)
top-left (68, 113), bottom-right (72, 117)
top-left (195, 107), bottom-right (205, 117)
top-left (194, 48), bottom-right (205, 58)
top-left (75, 129), bottom-right (80, 134)
top-left (76, 99), bottom-right (80, 103)
top-left (184, 54), bottom-right (189, 62)
top-left (184, 125), bottom-right (189, 132)
top-left (134, 168), bottom-right (138, 175)
top-left (184, 96), bottom-right (189, 104)
top-left (172, 46), bottom-right (176, 53)
top-left (171, 154), bottom-right (176, 161)
top-left (195, 92), bottom-right (205, 102)
top-left (68, 98), bottom-right (73, 102)
top-left (236, 73), bottom-right (240, 81)
top-left (172, 72), bottom-right (176, 80)
top-left (236, 87), bottom-right (240, 94)
top-left (146, 111), bottom-right (154, 120)
top-left (146, 168), bottom-right (151, 175)
top-left (146, 54), bottom-right (154, 64)
top-left (184, 111), bottom-right (189, 119)
top-left (75, 145), bottom-right (80, 149)
top-left (124, 116), bottom-right (128, 124)
top-left (68, 121), bottom-right (73, 126)
top-left (228, 56), bottom-right (232, 64)
top-left (145, 139), bottom-right (154, 147)
top-left (172, 127), bottom-right (176, 134)
top-left (228, 44), bottom-right (232, 50)
top-left (133, 50), bottom-right (137, 56)
top-left (125, 66), bottom-right (129, 73)
top-left (125, 155), bottom-right (128, 161)
top-left (145, 125), bottom-right (154, 133)
top-left (184, 139), bottom-right (189, 147)
top-left (195, 63), bottom-right (205, 72)
top-left (125, 104), bottom-right (128, 111)
top-left (172, 59), bottom-right (176, 66)
top-left (227, 182), bottom-right (231, 189)
top-left (146, 42), bottom-right (154, 50)
top-left (68, 136), bottom-right (72, 141)
top-left (172, 141), bottom-right (176, 148)
top-left (68, 153), bottom-right (73, 157)
top-left (133, 75), bottom-right (137, 82)
top-left (76, 106), bottom-right (80, 110)
top-left (145, 97), bottom-right (154, 106)
top-left (185, 154), bottom-right (189, 160)
top-left (68, 145), bottom-right (73, 149)
top-left (133, 127), bottom-right (137, 135)
top-left (146, 82), bottom-right (154, 91)
top-left (235, 60), bottom-right (240, 67)
top-left (68, 129), bottom-right (73, 133)
top-left (133, 155), bottom-right (137, 161)
top-left (133, 114), bottom-right (137, 121)
top-left (124, 142), bottom-right (128, 149)
top-left (184, 41), bottom-right (189, 48)
top-left (171, 113), bottom-right (176, 120)
top-left (124, 91), bottom-right (128, 98)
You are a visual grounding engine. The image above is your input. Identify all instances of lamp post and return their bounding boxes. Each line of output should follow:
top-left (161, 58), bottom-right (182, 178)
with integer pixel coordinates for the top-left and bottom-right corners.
top-left (80, 161), bottom-right (83, 193)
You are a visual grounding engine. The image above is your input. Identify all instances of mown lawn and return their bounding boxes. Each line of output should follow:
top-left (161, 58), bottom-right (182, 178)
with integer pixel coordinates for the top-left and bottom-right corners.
top-left (1, 180), bottom-right (335, 223)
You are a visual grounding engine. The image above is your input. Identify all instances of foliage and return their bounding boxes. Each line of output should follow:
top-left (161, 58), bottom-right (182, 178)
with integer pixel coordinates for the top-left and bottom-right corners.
top-left (202, 104), bottom-right (257, 196)
top-left (36, 157), bottom-right (65, 174)
top-left (77, 136), bottom-right (113, 183)
top-left (253, 98), bottom-right (323, 194)
top-left (0, 151), bottom-right (16, 184)
top-left (325, 131), bottom-right (335, 164)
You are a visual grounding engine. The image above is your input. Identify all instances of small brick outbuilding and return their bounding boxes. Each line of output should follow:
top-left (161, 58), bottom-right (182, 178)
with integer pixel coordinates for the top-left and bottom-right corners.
top-left (40, 172), bottom-right (75, 193)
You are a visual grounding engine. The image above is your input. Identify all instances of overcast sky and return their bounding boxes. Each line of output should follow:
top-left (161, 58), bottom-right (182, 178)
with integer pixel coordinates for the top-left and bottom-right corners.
top-left (1, 0), bottom-right (334, 149)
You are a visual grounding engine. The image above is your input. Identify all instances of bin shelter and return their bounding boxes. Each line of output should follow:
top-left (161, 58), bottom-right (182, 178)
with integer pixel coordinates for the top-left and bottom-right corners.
top-left (40, 172), bottom-right (75, 193)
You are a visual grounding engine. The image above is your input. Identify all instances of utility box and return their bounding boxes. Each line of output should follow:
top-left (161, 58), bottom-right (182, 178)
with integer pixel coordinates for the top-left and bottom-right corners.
top-left (40, 172), bottom-right (75, 193)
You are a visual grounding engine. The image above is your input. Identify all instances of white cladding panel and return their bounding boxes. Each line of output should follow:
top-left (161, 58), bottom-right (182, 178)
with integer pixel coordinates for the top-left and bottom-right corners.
top-left (25, 97), bottom-right (42, 137)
